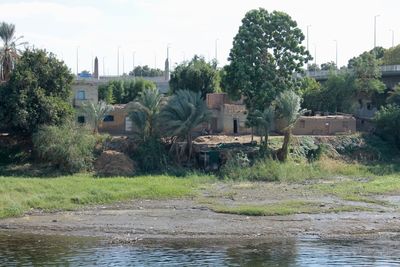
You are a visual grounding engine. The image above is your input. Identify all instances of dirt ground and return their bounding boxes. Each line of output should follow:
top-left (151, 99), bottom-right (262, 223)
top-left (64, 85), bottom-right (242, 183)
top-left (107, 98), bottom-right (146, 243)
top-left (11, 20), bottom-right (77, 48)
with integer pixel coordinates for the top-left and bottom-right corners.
top-left (1, 182), bottom-right (399, 244)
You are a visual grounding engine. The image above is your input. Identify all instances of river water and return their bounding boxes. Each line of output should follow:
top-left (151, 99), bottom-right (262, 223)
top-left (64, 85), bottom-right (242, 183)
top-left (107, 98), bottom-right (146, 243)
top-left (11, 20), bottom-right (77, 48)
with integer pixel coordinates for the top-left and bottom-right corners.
top-left (0, 232), bottom-right (399, 266)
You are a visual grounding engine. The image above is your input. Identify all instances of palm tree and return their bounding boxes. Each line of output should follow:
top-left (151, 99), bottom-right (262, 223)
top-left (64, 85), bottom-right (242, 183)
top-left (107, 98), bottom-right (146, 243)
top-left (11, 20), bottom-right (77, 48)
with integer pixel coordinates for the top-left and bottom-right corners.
top-left (0, 22), bottom-right (26, 81)
top-left (128, 88), bottom-right (164, 141)
top-left (275, 90), bottom-right (305, 162)
top-left (160, 90), bottom-right (210, 162)
top-left (80, 100), bottom-right (114, 134)
top-left (252, 107), bottom-right (275, 148)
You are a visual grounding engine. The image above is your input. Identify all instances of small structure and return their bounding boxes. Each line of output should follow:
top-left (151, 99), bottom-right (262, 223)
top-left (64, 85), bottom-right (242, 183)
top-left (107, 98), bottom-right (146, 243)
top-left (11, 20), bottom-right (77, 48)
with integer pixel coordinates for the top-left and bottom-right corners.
top-left (292, 115), bottom-right (356, 135)
top-left (206, 93), bottom-right (251, 135)
top-left (98, 104), bottom-right (133, 135)
top-left (205, 93), bottom-right (356, 136)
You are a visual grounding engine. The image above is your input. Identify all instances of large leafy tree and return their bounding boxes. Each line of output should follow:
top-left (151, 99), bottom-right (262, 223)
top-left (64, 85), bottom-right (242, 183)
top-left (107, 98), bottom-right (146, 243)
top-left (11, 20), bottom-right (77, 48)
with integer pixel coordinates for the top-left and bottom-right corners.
top-left (169, 56), bottom-right (219, 99)
top-left (0, 22), bottom-right (26, 81)
top-left (0, 49), bottom-right (74, 134)
top-left (353, 52), bottom-right (385, 97)
top-left (223, 8), bottom-right (311, 111)
top-left (275, 90), bottom-right (304, 162)
top-left (160, 90), bottom-right (210, 161)
top-left (382, 45), bottom-right (400, 65)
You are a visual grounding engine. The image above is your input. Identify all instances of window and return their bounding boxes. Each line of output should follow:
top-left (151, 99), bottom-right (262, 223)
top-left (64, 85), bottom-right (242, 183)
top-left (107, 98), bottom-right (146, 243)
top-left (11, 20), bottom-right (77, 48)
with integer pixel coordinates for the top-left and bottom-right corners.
top-left (77, 116), bottom-right (85, 124)
top-left (76, 90), bottom-right (86, 100)
top-left (103, 115), bottom-right (114, 122)
top-left (300, 120), bottom-right (305, 128)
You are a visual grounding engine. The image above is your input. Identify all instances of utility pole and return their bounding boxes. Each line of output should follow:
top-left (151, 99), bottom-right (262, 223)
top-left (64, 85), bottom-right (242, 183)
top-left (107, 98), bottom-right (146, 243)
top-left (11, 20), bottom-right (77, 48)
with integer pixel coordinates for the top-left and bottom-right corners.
top-left (374, 15), bottom-right (380, 48)
top-left (132, 51), bottom-right (135, 76)
top-left (122, 52), bottom-right (125, 75)
top-left (215, 38), bottom-right (219, 67)
top-left (103, 57), bottom-right (105, 77)
top-left (117, 46), bottom-right (120, 76)
top-left (390, 29), bottom-right (395, 47)
top-left (306, 25), bottom-right (311, 52)
top-left (334, 40), bottom-right (338, 68)
top-left (76, 46), bottom-right (79, 76)
top-left (314, 44), bottom-right (317, 65)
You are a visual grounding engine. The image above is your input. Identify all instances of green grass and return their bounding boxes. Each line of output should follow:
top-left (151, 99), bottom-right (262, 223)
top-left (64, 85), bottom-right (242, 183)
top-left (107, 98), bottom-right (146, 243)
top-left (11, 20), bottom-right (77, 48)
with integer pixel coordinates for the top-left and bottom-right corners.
top-left (209, 200), bottom-right (370, 216)
top-left (313, 174), bottom-right (400, 204)
top-left (0, 173), bottom-right (214, 218)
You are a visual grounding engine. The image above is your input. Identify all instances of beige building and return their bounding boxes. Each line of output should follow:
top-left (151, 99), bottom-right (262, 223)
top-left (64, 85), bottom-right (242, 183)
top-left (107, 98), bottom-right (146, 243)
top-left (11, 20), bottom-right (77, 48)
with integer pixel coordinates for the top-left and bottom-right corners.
top-left (292, 115), bottom-right (356, 135)
top-left (207, 93), bottom-right (251, 135)
top-left (206, 93), bottom-right (356, 136)
top-left (71, 80), bottom-right (99, 107)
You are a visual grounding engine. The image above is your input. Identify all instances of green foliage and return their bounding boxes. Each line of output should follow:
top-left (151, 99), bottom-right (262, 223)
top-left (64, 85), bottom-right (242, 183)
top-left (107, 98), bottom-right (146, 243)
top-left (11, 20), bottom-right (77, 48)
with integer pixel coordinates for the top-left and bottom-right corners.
top-left (169, 55), bottom-right (219, 99)
top-left (98, 78), bottom-right (156, 104)
top-left (129, 65), bottom-right (163, 77)
top-left (80, 100), bottom-right (114, 133)
top-left (0, 22), bottom-right (26, 81)
top-left (275, 90), bottom-right (303, 130)
top-left (0, 49), bottom-right (74, 134)
top-left (348, 47), bottom-right (385, 68)
top-left (223, 8), bottom-right (311, 111)
top-left (128, 89), bottom-right (163, 141)
top-left (247, 107), bottom-right (275, 144)
top-left (33, 123), bottom-right (97, 173)
top-left (160, 90), bottom-right (210, 160)
top-left (373, 104), bottom-right (400, 150)
top-left (387, 84), bottom-right (400, 105)
top-left (353, 52), bottom-right (385, 96)
top-left (382, 44), bottom-right (400, 65)
top-left (320, 61), bottom-right (337, 70)
top-left (0, 174), bottom-right (213, 218)
top-left (133, 137), bottom-right (168, 172)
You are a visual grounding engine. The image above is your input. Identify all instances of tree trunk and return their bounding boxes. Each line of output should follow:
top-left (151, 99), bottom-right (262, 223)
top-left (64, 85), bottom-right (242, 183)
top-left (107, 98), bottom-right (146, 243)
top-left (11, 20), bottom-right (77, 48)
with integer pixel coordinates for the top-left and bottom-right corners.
top-left (264, 132), bottom-right (269, 149)
top-left (251, 127), bottom-right (254, 142)
top-left (187, 133), bottom-right (193, 162)
top-left (277, 129), bottom-right (291, 162)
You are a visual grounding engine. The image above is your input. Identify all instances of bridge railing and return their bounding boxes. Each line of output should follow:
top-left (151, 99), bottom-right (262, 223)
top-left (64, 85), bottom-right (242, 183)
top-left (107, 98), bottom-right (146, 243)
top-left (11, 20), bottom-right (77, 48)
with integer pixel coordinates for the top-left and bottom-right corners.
top-left (306, 65), bottom-right (400, 79)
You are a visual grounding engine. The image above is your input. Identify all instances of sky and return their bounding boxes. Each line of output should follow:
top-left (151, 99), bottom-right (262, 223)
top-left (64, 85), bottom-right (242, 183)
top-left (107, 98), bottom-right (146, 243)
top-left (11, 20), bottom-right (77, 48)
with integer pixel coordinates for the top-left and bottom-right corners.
top-left (0, 0), bottom-right (399, 75)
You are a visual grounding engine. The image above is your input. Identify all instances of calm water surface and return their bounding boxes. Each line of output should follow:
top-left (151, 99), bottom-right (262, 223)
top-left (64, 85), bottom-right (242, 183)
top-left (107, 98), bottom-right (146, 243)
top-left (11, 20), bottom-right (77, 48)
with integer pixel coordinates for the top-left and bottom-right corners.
top-left (0, 232), bottom-right (399, 266)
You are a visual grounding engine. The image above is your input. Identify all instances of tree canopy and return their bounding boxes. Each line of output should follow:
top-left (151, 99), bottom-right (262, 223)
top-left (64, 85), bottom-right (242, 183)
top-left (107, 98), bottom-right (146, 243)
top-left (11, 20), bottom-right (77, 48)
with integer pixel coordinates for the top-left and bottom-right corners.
top-left (169, 56), bottom-right (220, 99)
top-left (129, 65), bottom-right (163, 77)
top-left (222, 8), bottom-right (311, 111)
top-left (0, 22), bottom-right (26, 81)
top-left (98, 78), bottom-right (156, 104)
top-left (382, 45), bottom-right (400, 65)
top-left (0, 49), bottom-right (74, 134)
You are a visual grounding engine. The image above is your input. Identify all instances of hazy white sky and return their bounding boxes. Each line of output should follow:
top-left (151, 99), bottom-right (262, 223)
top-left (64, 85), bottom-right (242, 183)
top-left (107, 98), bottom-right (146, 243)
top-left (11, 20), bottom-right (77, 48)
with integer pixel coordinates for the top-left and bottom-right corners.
top-left (0, 0), bottom-right (398, 75)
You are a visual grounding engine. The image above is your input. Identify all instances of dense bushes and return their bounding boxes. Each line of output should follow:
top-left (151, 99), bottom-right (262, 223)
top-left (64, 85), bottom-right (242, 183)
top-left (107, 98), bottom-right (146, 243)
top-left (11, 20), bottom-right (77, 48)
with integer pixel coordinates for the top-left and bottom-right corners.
top-left (373, 104), bottom-right (400, 150)
top-left (33, 123), bottom-right (96, 173)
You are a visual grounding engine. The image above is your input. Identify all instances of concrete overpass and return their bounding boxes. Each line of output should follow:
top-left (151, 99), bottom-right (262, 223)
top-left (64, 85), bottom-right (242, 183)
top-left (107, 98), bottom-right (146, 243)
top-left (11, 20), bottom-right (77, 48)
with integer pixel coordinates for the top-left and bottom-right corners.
top-left (306, 65), bottom-right (400, 89)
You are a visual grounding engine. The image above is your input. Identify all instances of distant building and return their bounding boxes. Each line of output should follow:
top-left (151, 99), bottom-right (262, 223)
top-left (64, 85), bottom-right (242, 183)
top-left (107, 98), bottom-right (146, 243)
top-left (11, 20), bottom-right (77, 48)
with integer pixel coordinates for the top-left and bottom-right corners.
top-left (206, 93), bottom-right (356, 135)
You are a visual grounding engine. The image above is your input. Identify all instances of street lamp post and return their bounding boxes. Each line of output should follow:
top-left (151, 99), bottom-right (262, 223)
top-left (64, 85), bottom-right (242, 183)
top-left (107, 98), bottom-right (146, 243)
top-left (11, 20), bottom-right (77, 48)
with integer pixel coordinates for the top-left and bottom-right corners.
top-left (103, 57), bottom-right (106, 77)
top-left (117, 46), bottom-right (121, 76)
top-left (314, 44), bottom-right (317, 65)
top-left (334, 40), bottom-right (338, 68)
top-left (374, 15), bottom-right (380, 48)
top-left (215, 38), bottom-right (219, 67)
top-left (76, 46), bottom-right (79, 76)
top-left (306, 25), bottom-right (311, 52)
top-left (390, 29), bottom-right (395, 47)
top-left (132, 51), bottom-right (136, 77)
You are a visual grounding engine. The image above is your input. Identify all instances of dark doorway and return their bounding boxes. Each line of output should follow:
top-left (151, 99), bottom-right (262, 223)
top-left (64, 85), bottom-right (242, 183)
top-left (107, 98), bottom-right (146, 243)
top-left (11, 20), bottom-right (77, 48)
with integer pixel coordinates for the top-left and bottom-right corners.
top-left (233, 119), bottom-right (238, 134)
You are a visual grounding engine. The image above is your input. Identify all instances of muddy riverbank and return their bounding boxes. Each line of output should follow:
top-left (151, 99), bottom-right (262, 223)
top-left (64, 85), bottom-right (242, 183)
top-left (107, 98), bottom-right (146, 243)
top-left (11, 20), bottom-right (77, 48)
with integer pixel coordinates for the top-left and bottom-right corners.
top-left (1, 198), bottom-right (399, 244)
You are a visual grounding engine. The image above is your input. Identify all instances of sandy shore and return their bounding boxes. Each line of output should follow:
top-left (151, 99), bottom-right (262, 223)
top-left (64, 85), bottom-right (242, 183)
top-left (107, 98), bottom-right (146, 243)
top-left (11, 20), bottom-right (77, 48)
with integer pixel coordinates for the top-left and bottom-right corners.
top-left (1, 198), bottom-right (399, 244)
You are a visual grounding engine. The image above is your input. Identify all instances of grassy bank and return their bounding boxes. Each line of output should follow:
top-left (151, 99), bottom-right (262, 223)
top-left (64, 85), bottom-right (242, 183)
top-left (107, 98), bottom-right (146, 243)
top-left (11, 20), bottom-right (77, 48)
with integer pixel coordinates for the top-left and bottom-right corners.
top-left (0, 174), bottom-right (213, 218)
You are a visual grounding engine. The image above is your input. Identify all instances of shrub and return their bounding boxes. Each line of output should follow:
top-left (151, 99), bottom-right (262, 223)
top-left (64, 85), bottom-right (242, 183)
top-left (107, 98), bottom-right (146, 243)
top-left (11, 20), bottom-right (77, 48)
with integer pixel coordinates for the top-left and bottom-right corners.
top-left (33, 123), bottom-right (96, 173)
top-left (132, 137), bottom-right (168, 172)
top-left (373, 104), bottom-right (400, 150)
